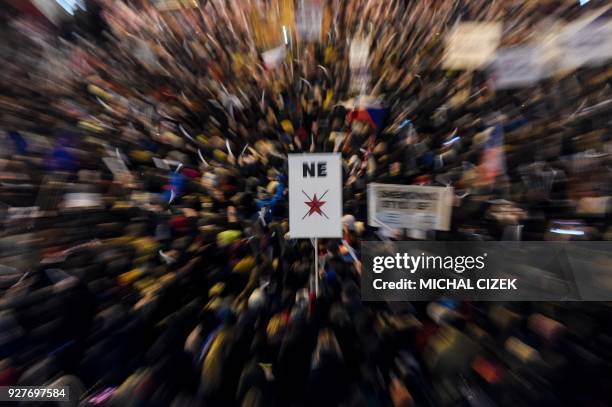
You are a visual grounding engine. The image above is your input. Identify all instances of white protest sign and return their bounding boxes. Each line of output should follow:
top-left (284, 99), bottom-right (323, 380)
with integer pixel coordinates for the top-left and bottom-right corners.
top-left (262, 45), bottom-right (287, 69)
top-left (349, 37), bottom-right (371, 94)
top-left (443, 22), bottom-right (502, 70)
top-left (102, 156), bottom-right (130, 178)
top-left (62, 193), bottom-right (103, 209)
top-left (349, 38), bottom-right (369, 68)
top-left (289, 153), bottom-right (342, 238)
top-left (492, 45), bottom-right (546, 89)
top-left (367, 183), bottom-right (453, 231)
top-left (556, 7), bottom-right (612, 70)
top-left (6, 206), bottom-right (41, 221)
top-left (296, 0), bottom-right (323, 42)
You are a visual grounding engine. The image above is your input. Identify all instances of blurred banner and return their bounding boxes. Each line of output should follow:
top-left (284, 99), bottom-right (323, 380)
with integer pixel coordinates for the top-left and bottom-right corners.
top-left (349, 36), bottom-right (371, 94)
top-left (555, 5), bottom-right (612, 71)
top-left (367, 183), bottom-right (453, 231)
top-left (492, 45), bottom-right (547, 89)
top-left (262, 45), bottom-right (287, 70)
top-left (296, 0), bottom-right (323, 42)
top-left (443, 22), bottom-right (502, 70)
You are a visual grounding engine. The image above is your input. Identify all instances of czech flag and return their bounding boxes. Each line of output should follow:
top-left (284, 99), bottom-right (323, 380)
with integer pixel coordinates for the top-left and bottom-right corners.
top-left (344, 97), bottom-right (387, 130)
top-left (479, 124), bottom-right (506, 184)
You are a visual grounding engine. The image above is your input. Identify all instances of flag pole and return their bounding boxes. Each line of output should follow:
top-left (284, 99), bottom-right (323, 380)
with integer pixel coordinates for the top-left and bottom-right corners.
top-left (314, 237), bottom-right (319, 297)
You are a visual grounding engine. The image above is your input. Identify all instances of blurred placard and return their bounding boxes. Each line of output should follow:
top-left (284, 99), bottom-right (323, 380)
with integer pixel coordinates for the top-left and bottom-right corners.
top-left (349, 38), bottom-right (369, 68)
top-left (262, 46), bottom-right (287, 69)
top-left (296, 0), bottom-right (323, 41)
top-left (368, 183), bottom-right (453, 231)
top-left (102, 157), bottom-right (131, 179)
top-left (349, 37), bottom-right (371, 94)
top-left (62, 193), bottom-right (102, 209)
top-left (556, 6), bottom-right (612, 70)
top-left (492, 45), bottom-right (545, 89)
top-left (6, 206), bottom-right (41, 221)
top-left (289, 153), bottom-right (342, 238)
top-left (443, 22), bottom-right (502, 70)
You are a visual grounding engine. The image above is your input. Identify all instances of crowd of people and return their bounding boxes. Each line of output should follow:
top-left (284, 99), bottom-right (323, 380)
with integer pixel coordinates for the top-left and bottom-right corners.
top-left (1, 0), bottom-right (612, 406)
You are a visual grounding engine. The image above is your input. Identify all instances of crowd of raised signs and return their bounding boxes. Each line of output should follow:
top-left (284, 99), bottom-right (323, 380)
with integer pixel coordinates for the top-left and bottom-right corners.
top-left (1, 0), bottom-right (612, 406)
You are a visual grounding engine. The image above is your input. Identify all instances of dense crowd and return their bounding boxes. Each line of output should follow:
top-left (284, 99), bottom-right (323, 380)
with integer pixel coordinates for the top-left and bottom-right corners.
top-left (1, 0), bottom-right (612, 406)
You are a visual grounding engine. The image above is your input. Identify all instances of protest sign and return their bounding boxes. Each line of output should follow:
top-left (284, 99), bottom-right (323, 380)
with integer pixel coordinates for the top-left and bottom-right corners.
top-left (296, 0), bottom-right (323, 41)
top-left (443, 22), bottom-right (502, 70)
top-left (289, 153), bottom-right (342, 238)
top-left (492, 45), bottom-right (546, 89)
top-left (367, 183), bottom-right (453, 231)
top-left (349, 37), bottom-right (371, 94)
top-left (555, 7), bottom-right (612, 70)
top-left (262, 45), bottom-right (287, 69)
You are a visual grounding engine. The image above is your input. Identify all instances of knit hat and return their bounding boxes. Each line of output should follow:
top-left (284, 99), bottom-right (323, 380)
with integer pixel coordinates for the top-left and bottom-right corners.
top-left (217, 230), bottom-right (242, 247)
top-left (233, 256), bottom-right (255, 274)
top-left (247, 288), bottom-right (265, 311)
top-left (266, 313), bottom-right (287, 343)
top-left (281, 120), bottom-right (294, 134)
top-left (213, 149), bottom-right (227, 162)
top-left (209, 283), bottom-right (225, 297)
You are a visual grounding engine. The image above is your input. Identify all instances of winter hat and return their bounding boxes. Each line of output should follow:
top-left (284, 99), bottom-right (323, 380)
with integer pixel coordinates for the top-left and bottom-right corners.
top-left (281, 120), bottom-right (294, 134)
top-left (266, 313), bottom-right (287, 344)
top-left (209, 283), bottom-right (226, 297)
top-left (233, 256), bottom-right (256, 274)
top-left (217, 230), bottom-right (242, 247)
top-left (247, 288), bottom-right (265, 311)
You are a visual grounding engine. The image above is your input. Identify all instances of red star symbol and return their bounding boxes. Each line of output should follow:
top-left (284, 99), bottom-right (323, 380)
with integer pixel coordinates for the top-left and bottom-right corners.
top-left (302, 190), bottom-right (329, 219)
